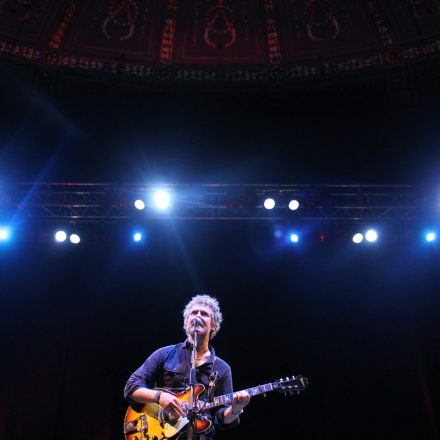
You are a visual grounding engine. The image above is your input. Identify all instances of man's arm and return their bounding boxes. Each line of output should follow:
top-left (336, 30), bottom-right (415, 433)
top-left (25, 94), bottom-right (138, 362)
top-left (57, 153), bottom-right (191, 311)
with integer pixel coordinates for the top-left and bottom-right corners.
top-left (222, 390), bottom-right (250, 424)
top-left (124, 347), bottom-right (183, 417)
top-left (130, 388), bottom-right (184, 417)
top-left (213, 364), bottom-right (250, 429)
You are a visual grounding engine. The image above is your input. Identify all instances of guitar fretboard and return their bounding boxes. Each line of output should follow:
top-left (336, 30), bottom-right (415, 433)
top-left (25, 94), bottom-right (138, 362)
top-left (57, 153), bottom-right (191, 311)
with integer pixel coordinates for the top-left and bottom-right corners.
top-left (203, 382), bottom-right (274, 410)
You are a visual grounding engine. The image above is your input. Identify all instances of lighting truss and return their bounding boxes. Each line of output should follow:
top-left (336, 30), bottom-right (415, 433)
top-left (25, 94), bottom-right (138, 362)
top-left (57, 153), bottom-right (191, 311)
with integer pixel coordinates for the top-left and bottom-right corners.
top-left (0, 183), bottom-right (436, 223)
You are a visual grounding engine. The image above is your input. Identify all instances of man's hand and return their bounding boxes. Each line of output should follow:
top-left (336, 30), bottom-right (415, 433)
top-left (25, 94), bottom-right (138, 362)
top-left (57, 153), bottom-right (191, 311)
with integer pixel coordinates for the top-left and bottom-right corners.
top-left (231, 390), bottom-right (250, 413)
top-left (159, 392), bottom-right (184, 418)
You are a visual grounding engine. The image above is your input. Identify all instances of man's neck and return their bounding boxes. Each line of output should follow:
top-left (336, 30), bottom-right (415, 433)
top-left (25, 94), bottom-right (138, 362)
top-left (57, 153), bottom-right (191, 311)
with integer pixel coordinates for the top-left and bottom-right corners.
top-left (189, 335), bottom-right (210, 355)
top-left (197, 342), bottom-right (209, 355)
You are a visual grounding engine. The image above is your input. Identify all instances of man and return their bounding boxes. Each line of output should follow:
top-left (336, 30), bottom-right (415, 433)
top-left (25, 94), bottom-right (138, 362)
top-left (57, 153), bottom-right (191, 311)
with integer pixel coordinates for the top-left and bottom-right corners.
top-left (124, 294), bottom-right (250, 439)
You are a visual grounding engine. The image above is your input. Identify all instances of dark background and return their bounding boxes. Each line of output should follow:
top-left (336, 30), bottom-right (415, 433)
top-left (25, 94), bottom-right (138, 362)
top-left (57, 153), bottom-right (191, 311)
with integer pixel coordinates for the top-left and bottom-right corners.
top-left (1, 59), bottom-right (440, 186)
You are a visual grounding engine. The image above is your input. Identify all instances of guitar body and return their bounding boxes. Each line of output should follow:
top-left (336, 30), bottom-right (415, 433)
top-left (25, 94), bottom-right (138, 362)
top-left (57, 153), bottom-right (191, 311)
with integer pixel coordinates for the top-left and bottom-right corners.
top-left (124, 384), bottom-right (211, 440)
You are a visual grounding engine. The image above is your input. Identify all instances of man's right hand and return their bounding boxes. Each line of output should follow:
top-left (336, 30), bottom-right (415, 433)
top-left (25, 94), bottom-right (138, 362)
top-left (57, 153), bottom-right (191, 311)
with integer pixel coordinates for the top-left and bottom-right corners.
top-left (158, 392), bottom-right (184, 418)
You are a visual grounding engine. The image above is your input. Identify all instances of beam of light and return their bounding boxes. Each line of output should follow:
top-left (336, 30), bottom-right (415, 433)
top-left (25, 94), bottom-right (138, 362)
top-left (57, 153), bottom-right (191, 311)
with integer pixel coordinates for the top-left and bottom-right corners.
top-left (134, 199), bottom-right (145, 210)
top-left (425, 231), bottom-right (437, 243)
top-left (0, 227), bottom-right (11, 242)
top-left (365, 229), bottom-right (378, 242)
top-left (152, 189), bottom-right (171, 210)
top-left (168, 221), bottom-right (201, 288)
top-left (55, 230), bottom-right (67, 242)
top-left (288, 199), bottom-right (300, 211)
top-left (263, 198), bottom-right (276, 210)
top-left (352, 233), bottom-right (364, 244)
top-left (70, 233), bottom-right (81, 244)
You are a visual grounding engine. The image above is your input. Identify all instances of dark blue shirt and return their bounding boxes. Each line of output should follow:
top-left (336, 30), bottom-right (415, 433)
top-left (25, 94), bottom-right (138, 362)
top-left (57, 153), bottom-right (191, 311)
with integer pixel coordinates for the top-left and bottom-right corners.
top-left (124, 340), bottom-right (239, 438)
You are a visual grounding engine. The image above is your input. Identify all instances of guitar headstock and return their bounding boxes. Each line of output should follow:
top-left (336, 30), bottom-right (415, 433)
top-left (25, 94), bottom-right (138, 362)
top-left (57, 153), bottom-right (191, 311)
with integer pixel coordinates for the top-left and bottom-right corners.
top-left (273, 375), bottom-right (308, 395)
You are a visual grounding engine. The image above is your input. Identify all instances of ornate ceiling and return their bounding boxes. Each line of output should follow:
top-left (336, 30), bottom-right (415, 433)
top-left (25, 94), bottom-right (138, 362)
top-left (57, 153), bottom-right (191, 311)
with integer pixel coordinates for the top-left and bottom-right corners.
top-left (0, 0), bottom-right (440, 82)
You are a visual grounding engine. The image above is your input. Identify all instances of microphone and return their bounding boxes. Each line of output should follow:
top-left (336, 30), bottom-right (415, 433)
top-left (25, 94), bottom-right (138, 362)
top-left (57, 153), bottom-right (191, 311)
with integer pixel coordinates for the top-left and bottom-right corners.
top-left (193, 317), bottom-right (203, 328)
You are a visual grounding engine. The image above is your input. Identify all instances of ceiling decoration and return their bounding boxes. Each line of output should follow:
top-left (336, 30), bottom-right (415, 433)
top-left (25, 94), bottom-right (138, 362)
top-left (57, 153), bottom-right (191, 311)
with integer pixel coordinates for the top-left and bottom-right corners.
top-left (0, 0), bottom-right (440, 82)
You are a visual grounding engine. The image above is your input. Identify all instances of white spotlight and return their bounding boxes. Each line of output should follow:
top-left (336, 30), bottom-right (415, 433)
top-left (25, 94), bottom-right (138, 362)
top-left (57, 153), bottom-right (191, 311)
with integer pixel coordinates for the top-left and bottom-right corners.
top-left (70, 233), bottom-right (81, 244)
top-left (290, 233), bottom-right (299, 243)
top-left (263, 198), bottom-right (276, 210)
top-left (0, 227), bottom-right (10, 241)
top-left (352, 233), bottom-right (364, 244)
top-left (134, 199), bottom-right (145, 210)
top-left (426, 231), bottom-right (437, 243)
top-left (288, 199), bottom-right (300, 211)
top-left (153, 190), bottom-right (171, 210)
top-left (365, 229), bottom-right (378, 242)
top-left (55, 230), bottom-right (67, 243)
top-left (133, 232), bottom-right (143, 242)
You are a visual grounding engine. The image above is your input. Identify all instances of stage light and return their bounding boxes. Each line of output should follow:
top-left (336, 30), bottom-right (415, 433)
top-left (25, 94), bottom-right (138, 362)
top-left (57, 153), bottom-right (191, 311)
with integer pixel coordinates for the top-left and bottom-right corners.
top-left (70, 233), bottom-right (80, 244)
top-left (152, 189), bottom-right (171, 210)
top-left (134, 199), bottom-right (145, 210)
top-left (0, 227), bottom-right (11, 242)
top-left (365, 229), bottom-right (378, 242)
top-left (290, 233), bottom-right (299, 243)
top-left (263, 198), bottom-right (276, 210)
top-left (352, 233), bottom-right (364, 244)
top-left (288, 199), bottom-right (300, 211)
top-left (55, 230), bottom-right (67, 243)
top-left (425, 231), bottom-right (437, 243)
top-left (133, 232), bottom-right (143, 242)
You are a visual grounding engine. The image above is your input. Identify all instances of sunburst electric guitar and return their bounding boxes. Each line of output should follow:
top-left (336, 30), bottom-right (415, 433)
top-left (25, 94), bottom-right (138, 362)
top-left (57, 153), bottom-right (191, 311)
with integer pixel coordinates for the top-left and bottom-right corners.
top-left (124, 375), bottom-right (308, 440)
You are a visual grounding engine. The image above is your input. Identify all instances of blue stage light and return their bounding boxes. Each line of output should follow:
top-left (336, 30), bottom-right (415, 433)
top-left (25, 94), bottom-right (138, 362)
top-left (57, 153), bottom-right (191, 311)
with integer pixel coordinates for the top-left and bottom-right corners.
top-left (133, 232), bottom-right (143, 242)
top-left (55, 230), bottom-right (67, 243)
top-left (352, 233), bottom-right (364, 244)
top-left (290, 233), bottom-right (299, 243)
top-left (264, 198), bottom-right (276, 210)
top-left (134, 199), bottom-right (145, 210)
top-left (0, 227), bottom-right (11, 242)
top-left (70, 233), bottom-right (81, 244)
top-left (288, 199), bottom-right (300, 211)
top-left (365, 229), bottom-right (378, 242)
top-left (425, 231), bottom-right (437, 243)
top-left (152, 189), bottom-right (171, 210)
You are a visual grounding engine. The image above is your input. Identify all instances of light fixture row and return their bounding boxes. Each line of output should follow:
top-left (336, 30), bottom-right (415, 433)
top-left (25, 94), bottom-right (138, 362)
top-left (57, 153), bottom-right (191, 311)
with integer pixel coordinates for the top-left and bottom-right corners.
top-left (133, 190), bottom-right (301, 213)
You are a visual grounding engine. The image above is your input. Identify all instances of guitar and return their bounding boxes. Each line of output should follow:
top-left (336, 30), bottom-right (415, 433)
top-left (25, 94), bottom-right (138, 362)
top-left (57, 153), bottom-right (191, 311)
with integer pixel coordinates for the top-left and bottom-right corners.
top-left (123, 375), bottom-right (308, 440)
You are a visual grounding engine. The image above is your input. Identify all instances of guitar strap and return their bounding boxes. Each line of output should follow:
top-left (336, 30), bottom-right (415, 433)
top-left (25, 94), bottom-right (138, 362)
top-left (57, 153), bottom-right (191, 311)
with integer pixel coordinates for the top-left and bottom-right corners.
top-left (207, 357), bottom-right (218, 401)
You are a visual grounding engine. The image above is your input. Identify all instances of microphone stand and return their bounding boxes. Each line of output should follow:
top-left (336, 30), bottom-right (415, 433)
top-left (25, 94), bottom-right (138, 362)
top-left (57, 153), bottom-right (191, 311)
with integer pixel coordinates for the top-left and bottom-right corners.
top-left (187, 319), bottom-right (199, 440)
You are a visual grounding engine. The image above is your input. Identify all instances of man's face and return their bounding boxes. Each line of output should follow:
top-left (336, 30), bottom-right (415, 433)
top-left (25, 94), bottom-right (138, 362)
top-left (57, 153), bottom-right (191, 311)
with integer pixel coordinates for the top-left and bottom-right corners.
top-left (186, 304), bottom-right (215, 340)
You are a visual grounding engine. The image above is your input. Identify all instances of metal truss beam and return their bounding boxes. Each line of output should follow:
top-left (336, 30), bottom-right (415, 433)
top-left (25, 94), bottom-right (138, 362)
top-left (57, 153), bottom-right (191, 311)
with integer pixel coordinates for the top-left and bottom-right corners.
top-left (0, 183), bottom-right (436, 223)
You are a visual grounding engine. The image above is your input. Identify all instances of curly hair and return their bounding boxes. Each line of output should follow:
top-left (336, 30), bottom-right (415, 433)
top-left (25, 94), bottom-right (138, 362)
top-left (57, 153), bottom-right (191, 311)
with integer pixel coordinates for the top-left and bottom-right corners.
top-left (183, 294), bottom-right (223, 340)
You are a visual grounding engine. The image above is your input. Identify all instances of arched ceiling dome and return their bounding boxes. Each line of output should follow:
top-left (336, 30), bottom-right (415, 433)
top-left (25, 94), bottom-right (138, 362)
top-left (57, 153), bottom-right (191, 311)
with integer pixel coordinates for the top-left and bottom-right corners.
top-left (1, 0), bottom-right (440, 82)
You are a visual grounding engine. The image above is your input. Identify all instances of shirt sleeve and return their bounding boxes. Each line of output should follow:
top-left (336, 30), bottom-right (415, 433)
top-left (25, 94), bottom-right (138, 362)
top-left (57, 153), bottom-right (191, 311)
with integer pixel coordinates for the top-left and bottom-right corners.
top-left (123, 347), bottom-right (164, 403)
top-left (213, 364), bottom-right (240, 430)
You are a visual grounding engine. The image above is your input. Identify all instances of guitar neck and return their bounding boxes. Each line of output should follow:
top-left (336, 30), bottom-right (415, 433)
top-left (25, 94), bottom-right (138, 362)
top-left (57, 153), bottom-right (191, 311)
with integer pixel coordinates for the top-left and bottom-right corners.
top-left (204, 382), bottom-right (274, 410)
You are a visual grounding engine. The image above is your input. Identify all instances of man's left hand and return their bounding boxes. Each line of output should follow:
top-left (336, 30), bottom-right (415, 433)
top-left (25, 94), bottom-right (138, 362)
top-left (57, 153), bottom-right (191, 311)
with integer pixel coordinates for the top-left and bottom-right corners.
top-left (231, 390), bottom-right (250, 413)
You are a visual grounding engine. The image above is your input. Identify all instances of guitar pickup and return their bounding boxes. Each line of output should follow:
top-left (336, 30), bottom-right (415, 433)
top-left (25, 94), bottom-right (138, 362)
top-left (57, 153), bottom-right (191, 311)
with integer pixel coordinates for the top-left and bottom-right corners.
top-left (123, 421), bottom-right (138, 435)
top-left (124, 415), bottom-right (148, 435)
